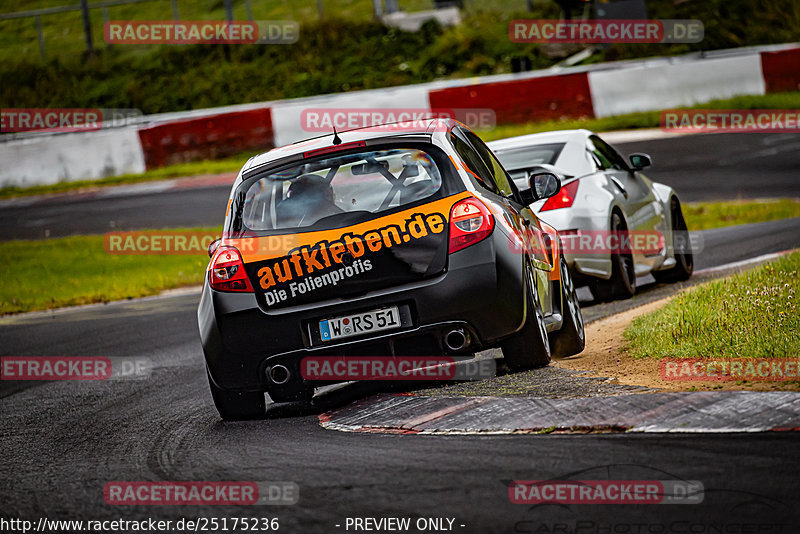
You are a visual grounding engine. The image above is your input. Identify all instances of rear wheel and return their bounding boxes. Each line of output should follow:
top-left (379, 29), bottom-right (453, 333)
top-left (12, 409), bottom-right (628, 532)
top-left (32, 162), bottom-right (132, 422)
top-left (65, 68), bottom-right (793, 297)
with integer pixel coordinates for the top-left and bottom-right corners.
top-left (549, 256), bottom-right (585, 357)
top-left (501, 268), bottom-right (551, 371)
top-left (591, 211), bottom-right (636, 302)
top-left (653, 198), bottom-right (693, 283)
top-left (207, 371), bottom-right (266, 420)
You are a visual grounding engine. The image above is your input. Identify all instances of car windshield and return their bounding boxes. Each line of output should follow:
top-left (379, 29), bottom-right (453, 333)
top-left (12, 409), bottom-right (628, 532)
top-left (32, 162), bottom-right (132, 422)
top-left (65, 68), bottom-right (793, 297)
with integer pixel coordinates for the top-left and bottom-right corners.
top-left (241, 147), bottom-right (444, 231)
top-left (494, 143), bottom-right (564, 170)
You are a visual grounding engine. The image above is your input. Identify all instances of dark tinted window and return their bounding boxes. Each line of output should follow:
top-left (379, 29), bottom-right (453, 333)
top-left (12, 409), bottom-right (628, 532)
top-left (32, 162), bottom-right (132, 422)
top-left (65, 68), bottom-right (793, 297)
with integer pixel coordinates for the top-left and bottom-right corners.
top-left (449, 130), bottom-right (499, 195)
top-left (588, 135), bottom-right (628, 171)
top-left (241, 147), bottom-right (443, 231)
top-left (493, 143), bottom-right (565, 170)
top-left (463, 129), bottom-right (516, 197)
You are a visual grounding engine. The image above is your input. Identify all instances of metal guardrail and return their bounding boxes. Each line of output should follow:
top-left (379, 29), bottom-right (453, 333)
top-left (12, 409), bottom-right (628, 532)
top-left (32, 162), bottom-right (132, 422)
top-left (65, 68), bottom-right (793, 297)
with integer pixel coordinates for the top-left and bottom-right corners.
top-left (1, 0), bottom-right (426, 60)
top-left (0, 0), bottom-right (158, 20)
top-left (0, 0), bottom-right (254, 60)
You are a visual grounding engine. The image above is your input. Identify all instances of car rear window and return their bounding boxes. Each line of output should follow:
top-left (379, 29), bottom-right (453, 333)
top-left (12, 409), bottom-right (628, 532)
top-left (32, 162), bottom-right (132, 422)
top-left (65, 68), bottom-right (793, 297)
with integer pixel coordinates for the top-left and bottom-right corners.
top-left (240, 147), bottom-right (445, 231)
top-left (494, 143), bottom-right (564, 170)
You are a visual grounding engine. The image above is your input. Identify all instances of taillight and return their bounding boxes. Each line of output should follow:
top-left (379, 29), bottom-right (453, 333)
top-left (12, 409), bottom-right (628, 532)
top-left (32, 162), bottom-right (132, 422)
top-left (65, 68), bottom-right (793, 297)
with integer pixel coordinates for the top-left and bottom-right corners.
top-left (448, 197), bottom-right (494, 254)
top-left (540, 179), bottom-right (579, 211)
top-left (209, 246), bottom-right (254, 292)
top-left (303, 141), bottom-right (365, 159)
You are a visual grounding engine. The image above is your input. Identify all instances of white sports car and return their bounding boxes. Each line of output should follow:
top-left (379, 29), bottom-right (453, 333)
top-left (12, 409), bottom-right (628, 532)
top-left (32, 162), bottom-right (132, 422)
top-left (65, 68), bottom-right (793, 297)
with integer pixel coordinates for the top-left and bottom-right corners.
top-left (489, 129), bottom-right (693, 301)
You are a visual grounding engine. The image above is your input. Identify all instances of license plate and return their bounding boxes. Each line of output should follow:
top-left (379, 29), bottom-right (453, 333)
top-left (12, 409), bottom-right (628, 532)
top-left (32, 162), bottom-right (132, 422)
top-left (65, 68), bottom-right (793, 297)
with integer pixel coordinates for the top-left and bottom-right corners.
top-left (319, 306), bottom-right (401, 341)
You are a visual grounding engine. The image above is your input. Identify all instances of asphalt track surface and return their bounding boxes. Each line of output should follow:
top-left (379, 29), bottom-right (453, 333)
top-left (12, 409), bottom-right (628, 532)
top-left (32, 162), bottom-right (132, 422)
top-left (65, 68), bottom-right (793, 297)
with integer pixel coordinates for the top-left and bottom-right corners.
top-left (1, 132), bottom-right (798, 241)
top-left (2, 217), bottom-right (800, 531)
top-left (2, 133), bottom-right (800, 531)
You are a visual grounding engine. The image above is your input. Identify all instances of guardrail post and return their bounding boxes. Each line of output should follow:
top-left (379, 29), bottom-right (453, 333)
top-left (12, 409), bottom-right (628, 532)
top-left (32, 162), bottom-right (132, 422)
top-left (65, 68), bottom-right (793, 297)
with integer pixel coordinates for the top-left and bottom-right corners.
top-left (223, 0), bottom-right (233, 22)
top-left (102, 7), bottom-right (112, 48)
top-left (80, 0), bottom-right (95, 58)
top-left (35, 15), bottom-right (45, 60)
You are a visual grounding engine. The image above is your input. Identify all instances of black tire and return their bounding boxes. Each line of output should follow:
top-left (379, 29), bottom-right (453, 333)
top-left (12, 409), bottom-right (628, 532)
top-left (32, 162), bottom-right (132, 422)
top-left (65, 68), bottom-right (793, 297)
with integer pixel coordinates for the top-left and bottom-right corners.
top-left (501, 267), bottom-right (551, 371)
top-left (549, 256), bottom-right (585, 357)
top-left (590, 211), bottom-right (636, 302)
top-left (207, 371), bottom-right (266, 420)
top-left (653, 198), bottom-right (694, 283)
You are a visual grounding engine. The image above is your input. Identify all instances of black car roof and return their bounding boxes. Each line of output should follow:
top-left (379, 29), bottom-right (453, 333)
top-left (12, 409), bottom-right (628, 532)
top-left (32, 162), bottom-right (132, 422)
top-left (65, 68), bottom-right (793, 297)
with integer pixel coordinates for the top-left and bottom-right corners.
top-left (244, 118), bottom-right (459, 173)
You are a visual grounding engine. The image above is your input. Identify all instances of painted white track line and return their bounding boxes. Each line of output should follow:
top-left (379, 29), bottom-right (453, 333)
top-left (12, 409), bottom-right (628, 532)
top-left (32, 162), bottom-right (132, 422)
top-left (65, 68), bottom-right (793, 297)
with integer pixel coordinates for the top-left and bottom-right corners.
top-left (694, 249), bottom-right (794, 275)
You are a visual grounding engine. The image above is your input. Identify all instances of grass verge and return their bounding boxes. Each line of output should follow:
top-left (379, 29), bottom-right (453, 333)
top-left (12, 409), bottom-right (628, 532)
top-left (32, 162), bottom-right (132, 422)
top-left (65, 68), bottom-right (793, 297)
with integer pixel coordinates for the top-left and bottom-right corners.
top-left (476, 91), bottom-right (800, 142)
top-left (1, 230), bottom-right (218, 315)
top-left (3, 0), bottom-right (798, 107)
top-left (624, 251), bottom-right (800, 359)
top-left (683, 198), bottom-right (800, 231)
top-left (4, 195), bottom-right (799, 315)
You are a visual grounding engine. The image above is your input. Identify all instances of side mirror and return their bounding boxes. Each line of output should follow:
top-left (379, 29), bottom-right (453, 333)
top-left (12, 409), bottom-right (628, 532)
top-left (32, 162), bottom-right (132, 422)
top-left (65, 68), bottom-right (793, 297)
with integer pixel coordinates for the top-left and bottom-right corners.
top-left (528, 172), bottom-right (562, 201)
top-left (207, 238), bottom-right (221, 258)
top-left (629, 153), bottom-right (652, 170)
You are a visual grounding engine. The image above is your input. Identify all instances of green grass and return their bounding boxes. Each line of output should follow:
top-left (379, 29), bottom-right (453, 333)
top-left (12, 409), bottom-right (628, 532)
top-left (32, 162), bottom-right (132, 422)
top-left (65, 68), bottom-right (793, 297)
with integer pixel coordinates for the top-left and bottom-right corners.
top-left (3, 0), bottom-right (798, 112)
top-left (2, 0), bottom-right (797, 65)
top-left (625, 251), bottom-right (800, 359)
top-left (0, 230), bottom-right (219, 314)
top-left (2, 9), bottom-right (554, 113)
top-left (4, 198), bottom-right (800, 315)
top-left (683, 198), bottom-right (800, 231)
top-left (478, 112), bottom-right (663, 142)
top-left (0, 0), bottom-right (560, 64)
top-left (0, 0), bottom-right (435, 64)
top-left (476, 92), bottom-right (800, 142)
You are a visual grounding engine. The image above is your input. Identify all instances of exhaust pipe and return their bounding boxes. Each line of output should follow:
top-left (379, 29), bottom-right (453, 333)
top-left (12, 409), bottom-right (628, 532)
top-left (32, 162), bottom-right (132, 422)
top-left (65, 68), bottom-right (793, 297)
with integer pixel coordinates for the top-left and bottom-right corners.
top-left (267, 364), bottom-right (291, 385)
top-left (444, 329), bottom-right (469, 352)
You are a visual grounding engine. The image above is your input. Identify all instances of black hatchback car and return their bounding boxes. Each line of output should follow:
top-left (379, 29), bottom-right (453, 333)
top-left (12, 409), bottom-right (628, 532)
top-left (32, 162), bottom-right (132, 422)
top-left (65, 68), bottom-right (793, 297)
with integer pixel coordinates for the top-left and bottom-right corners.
top-left (198, 118), bottom-right (584, 419)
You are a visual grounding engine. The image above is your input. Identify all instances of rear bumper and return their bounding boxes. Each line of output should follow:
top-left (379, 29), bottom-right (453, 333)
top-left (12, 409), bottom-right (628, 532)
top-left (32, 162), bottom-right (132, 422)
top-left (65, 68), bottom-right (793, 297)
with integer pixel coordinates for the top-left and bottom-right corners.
top-left (199, 236), bottom-right (525, 392)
